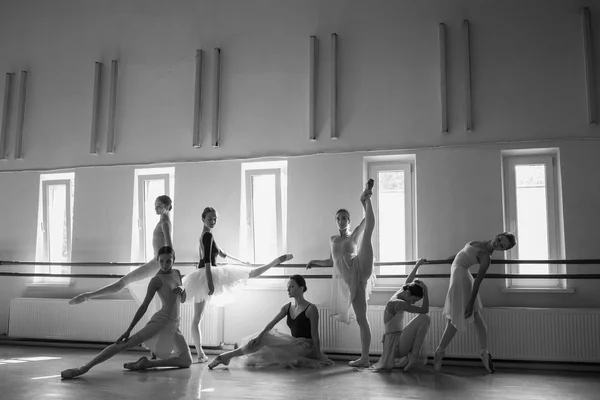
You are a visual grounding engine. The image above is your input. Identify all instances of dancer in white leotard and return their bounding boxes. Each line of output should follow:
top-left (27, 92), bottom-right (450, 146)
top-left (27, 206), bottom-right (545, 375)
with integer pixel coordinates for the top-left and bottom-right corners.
top-left (372, 258), bottom-right (430, 372)
top-left (60, 246), bottom-right (192, 379)
top-left (433, 232), bottom-right (516, 373)
top-left (307, 180), bottom-right (376, 367)
top-left (69, 195), bottom-right (173, 305)
top-left (184, 207), bottom-right (293, 363)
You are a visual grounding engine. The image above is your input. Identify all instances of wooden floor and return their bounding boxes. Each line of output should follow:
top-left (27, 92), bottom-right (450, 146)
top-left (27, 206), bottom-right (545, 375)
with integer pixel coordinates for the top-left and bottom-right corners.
top-left (1, 345), bottom-right (599, 400)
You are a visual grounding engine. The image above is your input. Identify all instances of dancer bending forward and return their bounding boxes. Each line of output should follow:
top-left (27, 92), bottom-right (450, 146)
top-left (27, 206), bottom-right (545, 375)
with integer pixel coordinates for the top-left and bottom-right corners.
top-left (61, 246), bottom-right (193, 379)
top-left (434, 232), bottom-right (516, 373)
top-left (372, 258), bottom-right (430, 372)
top-left (69, 195), bottom-right (174, 305)
top-left (207, 275), bottom-right (333, 369)
top-left (184, 206), bottom-right (293, 363)
top-left (307, 180), bottom-right (376, 367)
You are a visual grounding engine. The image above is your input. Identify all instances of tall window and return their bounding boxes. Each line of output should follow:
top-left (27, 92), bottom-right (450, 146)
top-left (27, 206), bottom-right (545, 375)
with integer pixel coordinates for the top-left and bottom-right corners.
top-left (503, 153), bottom-right (565, 289)
top-left (368, 161), bottom-right (415, 278)
top-left (131, 167), bottom-right (175, 263)
top-left (34, 173), bottom-right (75, 284)
top-left (241, 161), bottom-right (287, 275)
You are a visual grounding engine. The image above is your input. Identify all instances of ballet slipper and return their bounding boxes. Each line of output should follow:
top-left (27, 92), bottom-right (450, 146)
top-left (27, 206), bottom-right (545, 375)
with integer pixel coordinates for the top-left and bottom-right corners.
top-left (61, 366), bottom-right (88, 379)
top-left (348, 358), bottom-right (370, 368)
top-left (69, 293), bottom-right (91, 305)
top-left (403, 352), bottom-right (422, 372)
top-left (480, 350), bottom-right (495, 373)
top-left (123, 356), bottom-right (151, 371)
top-left (208, 355), bottom-right (229, 370)
top-left (195, 355), bottom-right (209, 364)
top-left (279, 254), bottom-right (294, 263)
top-left (433, 350), bottom-right (445, 372)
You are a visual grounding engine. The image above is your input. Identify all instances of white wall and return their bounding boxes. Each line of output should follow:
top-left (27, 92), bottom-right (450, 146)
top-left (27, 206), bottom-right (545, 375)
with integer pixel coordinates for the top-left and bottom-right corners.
top-left (0, 0), bottom-right (599, 338)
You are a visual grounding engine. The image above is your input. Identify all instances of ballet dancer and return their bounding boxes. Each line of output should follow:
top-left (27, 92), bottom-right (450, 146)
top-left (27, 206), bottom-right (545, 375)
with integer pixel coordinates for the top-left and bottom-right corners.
top-left (433, 232), bottom-right (517, 373)
top-left (69, 195), bottom-right (174, 305)
top-left (61, 246), bottom-right (193, 379)
top-left (184, 206), bottom-right (293, 363)
top-left (207, 275), bottom-right (333, 369)
top-left (372, 258), bottom-right (430, 372)
top-left (307, 180), bottom-right (376, 367)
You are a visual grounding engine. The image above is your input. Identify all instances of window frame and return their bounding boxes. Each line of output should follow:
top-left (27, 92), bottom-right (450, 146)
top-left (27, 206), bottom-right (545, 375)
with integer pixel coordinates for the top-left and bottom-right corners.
top-left (503, 154), bottom-right (565, 289)
top-left (136, 173), bottom-right (171, 261)
top-left (244, 168), bottom-right (284, 264)
top-left (368, 161), bottom-right (415, 281)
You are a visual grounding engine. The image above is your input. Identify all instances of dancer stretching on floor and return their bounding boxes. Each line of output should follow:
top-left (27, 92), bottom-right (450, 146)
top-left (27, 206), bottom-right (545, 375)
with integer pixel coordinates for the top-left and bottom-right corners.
top-left (434, 232), bottom-right (517, 373)
top-left (61, 246), bottom-right (193, 379)
top-left (307, 180), bottom-right (376, 367)
top-left (184, 206), bottom-right (293, 363)
top-left (207, 275), bottom-right (333, 369)
top-left (69, 195), bottom-right (174, 305)
top-left (372, 258), bottom-right (430, 372)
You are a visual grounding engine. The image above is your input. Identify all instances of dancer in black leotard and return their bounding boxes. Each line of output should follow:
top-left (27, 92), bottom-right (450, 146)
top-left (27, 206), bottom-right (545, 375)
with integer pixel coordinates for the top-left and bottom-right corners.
top-left (207, 275), bottom-right (333, 369)
top-left (183, 206), bottom-right (293, 363)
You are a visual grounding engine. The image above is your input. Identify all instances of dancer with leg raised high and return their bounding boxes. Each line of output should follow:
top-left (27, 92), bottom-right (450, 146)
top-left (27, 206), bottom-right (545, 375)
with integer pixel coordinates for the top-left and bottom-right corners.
top-left (307, 180), bottom-right (376, 367)
top-left (433, 232), bottom-right (516, 373)
top-left (184, 207), bottom-right (293, 363)
top-left (69, 195), bottom-right (174, 305)
top-left (61, 246), bottom-right (192, 379)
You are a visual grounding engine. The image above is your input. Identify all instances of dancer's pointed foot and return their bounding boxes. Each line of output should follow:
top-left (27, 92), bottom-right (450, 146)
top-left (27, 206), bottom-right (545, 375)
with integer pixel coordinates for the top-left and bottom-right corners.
top-left (208, 355), bottom-right (229, 370)
top-left (61, 366), bottom-right (89, 379)
top-left (278, 254), bottom-right (294, 263)
top-left (124, 356), bottom-right (151, 371)
top-left (349, 358), bottom-right (370, 368)
top-left (69, 293), bottom-right (91, 305)
top-left (480, 350), bottom-right (495, 373)
top-left (360, 179), bottom-right (374, 203)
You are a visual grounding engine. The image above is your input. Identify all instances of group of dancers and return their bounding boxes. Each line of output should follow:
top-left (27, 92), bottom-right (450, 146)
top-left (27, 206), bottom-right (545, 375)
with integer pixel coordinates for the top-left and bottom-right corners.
top-left (60, 180), bottom-right (516, 379)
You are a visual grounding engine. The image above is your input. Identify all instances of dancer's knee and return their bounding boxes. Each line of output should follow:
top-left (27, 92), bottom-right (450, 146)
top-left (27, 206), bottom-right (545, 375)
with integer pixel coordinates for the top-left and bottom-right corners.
top-left (417, 313), bottom-right (431, 326)
top-left (179, 351), bottom-right (193, 368)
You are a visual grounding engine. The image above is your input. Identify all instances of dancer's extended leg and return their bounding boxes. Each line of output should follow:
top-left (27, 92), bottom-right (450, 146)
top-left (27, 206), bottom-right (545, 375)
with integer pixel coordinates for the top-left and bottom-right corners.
top-left (69, 259), bottom-right (159, 305)
top-left (248, 254), bottom-right (293, 278)
top-left (434, 319), bottom-right (457, 371)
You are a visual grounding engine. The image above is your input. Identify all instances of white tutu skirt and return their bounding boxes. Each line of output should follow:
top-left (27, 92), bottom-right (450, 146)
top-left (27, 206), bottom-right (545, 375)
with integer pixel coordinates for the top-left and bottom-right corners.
top-left (443, 265), bottom-right (483, 332)
top-left (231, 330), bottom-right (334, 369)
top-left (183, 264), bottom-right (250, 306)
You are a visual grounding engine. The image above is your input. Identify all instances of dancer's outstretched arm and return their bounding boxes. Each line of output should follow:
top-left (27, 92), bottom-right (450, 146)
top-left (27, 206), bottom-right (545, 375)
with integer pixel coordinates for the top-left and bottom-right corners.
top-left (116, 277), bottom-right (160, 343)
top-left (306, 254), bottom-right (333, 269)
top-left (405, 258), bottom-right (426, 285)
top-left (246, 305), bottom-right (287, 349)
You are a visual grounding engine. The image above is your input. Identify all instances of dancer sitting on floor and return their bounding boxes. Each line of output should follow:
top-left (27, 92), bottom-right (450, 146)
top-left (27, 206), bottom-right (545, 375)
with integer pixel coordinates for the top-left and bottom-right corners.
top-left (372, 258), bottom-right (430, 372)
top-left (207, 275), bottom-right (334, 369)
top-left (69, 195), bottom-right (174, 305)
top-left (433, 232), bottom-right (517, 373)
top-left (307, 179), bottom-right (376, 367)
top-left (61, 246), bottom-right (193, 379)
top-left (184, 206), bottom-right (293, 363)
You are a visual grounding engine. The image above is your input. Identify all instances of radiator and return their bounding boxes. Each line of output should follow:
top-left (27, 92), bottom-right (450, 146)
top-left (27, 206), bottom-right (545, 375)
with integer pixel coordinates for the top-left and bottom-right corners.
top-left (318, 306), bottom-right (600, 363)
top-left (8, 298), bottom-right (223, 347)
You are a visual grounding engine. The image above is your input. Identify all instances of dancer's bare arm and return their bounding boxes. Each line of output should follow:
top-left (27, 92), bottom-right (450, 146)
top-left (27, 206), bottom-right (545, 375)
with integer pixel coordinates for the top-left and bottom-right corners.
top-left (116, 277), bottom-right (160, 343)
top-left (465, 252), bottom-right (490, 318)
top-left (390, 283), bottom-right (429, 315)
top-left (306, 305), bottom-right (325, 358)
top-left (246, 305), bottom-right (287, 349)
top-left (161, 221), bottom-right (173, 249)
top-left (173, 270), bottom-right (186, 303)
top-left (405, 258), bottom-right (426, 285)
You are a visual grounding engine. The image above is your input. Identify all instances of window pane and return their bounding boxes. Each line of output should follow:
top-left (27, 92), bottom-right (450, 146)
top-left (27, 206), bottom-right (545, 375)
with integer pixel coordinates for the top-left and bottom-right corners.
top-left (377, 170), bottom-right (406, 275)
top-left (515, 164), bottom-right (549, 274)
top-left (251, 174), bottom-right (278, 264)
top-left (46, 184), bottom-right (69, 275)
top-left (143, 180), bottom-right (166, 260)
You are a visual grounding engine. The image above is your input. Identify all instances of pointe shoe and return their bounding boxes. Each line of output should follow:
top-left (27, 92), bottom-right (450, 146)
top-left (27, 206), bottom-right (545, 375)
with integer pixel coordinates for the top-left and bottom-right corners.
top-left (123, 356), bottom-right (150, 371)
top-left (208, 355), bottom-right (229, 370)
top-left (278, 254), bottom-right (293, 263)
top-left (348, 358), bottom-right (370, 368)
top-left (61, 367), bottom-right (87, 379)
top-left (403, 352), bottom-right (422, 372)
top-left (480, 351), bottom-right (495, 373)
top-left (433, 350), bottom-right (445, 372)
top-left (196, 355), bottom-right (209, 364)
top-left (68, 293), bottom-right (90, 305)
top-left (360, 179), bottom-right (374, 203)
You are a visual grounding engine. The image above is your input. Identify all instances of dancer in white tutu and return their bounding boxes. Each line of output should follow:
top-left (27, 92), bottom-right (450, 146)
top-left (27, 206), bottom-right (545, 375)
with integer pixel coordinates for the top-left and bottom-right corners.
top-left (61, 246), bottom-right (192, 379)
top-left (307, 180), bottom-right (376, 367)
top-left (184, 207), bottom-right (293, 363)
top-left (69, 195), bottom-right (173, 305)
top-left (433, 232), bottom-right (517, 373)
top-left (372, 258), bottom-right (430, 372)
top-left (207, 275), bottom-right (333, 369)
